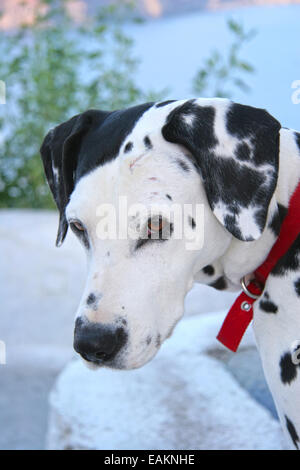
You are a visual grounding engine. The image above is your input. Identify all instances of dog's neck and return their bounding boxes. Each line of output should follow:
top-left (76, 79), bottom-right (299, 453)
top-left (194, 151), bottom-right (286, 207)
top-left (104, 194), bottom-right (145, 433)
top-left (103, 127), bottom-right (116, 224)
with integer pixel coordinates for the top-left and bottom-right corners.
top-left (216, 128), bottom-right (300, 289)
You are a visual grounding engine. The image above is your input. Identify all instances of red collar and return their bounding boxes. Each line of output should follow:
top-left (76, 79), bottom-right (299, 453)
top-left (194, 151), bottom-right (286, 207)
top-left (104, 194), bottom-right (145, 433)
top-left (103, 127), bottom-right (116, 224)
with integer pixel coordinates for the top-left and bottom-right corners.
top-left (217, 181), bottom-right (300, 352)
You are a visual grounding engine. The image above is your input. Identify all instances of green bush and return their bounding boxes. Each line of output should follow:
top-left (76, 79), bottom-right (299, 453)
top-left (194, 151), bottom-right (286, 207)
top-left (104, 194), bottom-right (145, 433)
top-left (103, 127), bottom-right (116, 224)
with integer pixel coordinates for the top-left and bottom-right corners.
top-left (0, 0), bottom-right (163, 208)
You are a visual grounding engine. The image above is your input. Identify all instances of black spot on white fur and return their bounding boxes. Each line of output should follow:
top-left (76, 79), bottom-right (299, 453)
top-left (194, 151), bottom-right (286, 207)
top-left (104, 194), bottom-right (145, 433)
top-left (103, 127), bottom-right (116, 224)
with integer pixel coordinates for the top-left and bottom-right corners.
top-left (203, 265), bottom-right (215, 276)
top-left (188, 216), bottom-right (196, 229)
top-left (86, 292), bottom-right (102, 310)
top-left (294, 278), bottom-right (300, 296)
top-left (144, 135), bottom-right (153, 150)
top-left (116, 316), bottom-right (127, 327)
top-left (124, 142), bottom-right (133, 153)
top-left (210, 276), bottom-right (227, 290)
top-left (86, 293), bottom-right (96, 306)
top-left (268, 203), bottom-right (288, 237)
top-left (285, 415), bottom-right (299, 449)
top-left (279, 351), bottom-right (299, 385)
top-left (259, 295), bottom-right (278, 314)
top-left (295, 132), bottom-right (300, 153)
top-left (177, 159), bottom-right (190, 172)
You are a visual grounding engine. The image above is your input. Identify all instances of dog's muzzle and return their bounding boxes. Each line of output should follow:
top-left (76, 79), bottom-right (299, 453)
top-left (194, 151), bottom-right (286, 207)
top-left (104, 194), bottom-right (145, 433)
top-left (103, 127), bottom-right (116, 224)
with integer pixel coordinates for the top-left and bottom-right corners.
top-left (73, 317), bottom-right (127, 365)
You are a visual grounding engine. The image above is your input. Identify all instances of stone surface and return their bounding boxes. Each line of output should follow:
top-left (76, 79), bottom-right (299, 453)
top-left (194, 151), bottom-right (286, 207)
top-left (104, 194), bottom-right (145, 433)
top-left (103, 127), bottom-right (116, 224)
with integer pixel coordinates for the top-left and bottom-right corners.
top-left (0, 346), bottom-right (72, 450)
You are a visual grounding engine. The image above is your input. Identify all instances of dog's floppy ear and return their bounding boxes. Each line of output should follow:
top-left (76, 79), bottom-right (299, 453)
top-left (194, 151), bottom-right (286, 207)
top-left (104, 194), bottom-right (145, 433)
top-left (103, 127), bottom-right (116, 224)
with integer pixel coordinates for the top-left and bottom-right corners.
top-left (40, 110), bottom-right (108, 246)
top-left (162, 99), bottom-right (281, 241)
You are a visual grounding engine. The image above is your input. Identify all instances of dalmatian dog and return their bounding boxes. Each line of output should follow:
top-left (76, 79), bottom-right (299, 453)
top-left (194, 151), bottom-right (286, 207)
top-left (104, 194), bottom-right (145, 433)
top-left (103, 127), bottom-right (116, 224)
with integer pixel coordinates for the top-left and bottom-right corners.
top-left (40, 98), bottom-right (300, 449)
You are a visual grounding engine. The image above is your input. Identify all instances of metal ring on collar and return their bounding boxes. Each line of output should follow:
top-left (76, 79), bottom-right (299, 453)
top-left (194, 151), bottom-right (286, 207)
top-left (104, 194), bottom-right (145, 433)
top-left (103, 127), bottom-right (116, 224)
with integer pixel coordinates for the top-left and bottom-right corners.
top-left (240, 276), bottom-right (261, 300)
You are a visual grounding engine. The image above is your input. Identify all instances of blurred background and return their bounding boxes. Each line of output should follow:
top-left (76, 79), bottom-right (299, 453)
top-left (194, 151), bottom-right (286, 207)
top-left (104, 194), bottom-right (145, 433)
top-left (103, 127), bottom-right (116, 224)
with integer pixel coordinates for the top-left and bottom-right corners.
top-left (0, 0), bottom-right (299, 450)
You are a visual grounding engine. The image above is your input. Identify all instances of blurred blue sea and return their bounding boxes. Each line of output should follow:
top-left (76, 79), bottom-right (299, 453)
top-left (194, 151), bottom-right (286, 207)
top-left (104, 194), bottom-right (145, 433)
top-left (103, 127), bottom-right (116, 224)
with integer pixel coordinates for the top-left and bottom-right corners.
top-left (127, 4), bottom-right (300, 128)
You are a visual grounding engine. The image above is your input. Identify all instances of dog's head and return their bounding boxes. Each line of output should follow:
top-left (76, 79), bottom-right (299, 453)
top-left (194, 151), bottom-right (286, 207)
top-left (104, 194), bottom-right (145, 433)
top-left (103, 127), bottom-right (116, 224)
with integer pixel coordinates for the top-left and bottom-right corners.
top-left (41, 98), bottom-right (281, 369)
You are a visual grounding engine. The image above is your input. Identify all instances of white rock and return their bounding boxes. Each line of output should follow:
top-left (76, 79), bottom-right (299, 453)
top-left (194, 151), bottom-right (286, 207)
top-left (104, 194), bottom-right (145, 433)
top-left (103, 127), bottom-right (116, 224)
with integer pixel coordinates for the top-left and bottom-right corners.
top-left (47, 313), bottom-right (287, 450)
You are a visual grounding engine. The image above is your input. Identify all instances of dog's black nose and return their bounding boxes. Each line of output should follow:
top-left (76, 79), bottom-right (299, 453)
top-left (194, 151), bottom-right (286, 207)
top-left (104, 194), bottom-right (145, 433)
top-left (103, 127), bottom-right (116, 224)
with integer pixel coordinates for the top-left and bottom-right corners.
top-left (73, 317), bottom-right (127, 364)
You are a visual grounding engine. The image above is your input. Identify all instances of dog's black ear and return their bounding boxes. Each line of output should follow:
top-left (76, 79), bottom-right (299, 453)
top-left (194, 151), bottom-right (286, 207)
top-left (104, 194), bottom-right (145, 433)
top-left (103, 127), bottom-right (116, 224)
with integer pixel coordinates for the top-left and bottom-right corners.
top-left (162, 99), bottom-right (281, 241)
top-left (40, 110), bottom-right (108, 246)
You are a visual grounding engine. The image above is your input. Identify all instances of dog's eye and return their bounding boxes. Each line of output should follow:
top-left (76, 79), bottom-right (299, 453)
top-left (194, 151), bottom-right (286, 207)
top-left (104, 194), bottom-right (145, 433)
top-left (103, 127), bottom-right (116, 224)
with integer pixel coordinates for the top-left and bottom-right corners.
top-left (147, 216), bottom-right (166, 235)
top-left (69, 220), bottom-right (90, 249)
top-left (72, 221), bottom-right (85, 232)
top-left (135, 216), bottom-right (173, 250)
